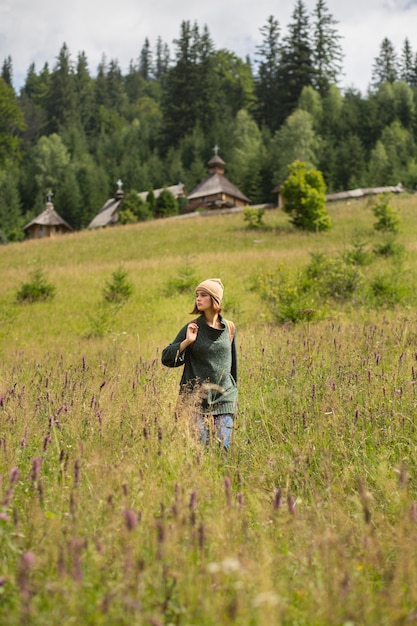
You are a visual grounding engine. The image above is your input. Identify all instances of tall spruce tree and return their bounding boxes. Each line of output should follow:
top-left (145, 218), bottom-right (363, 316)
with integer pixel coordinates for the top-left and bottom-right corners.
top-left (254, 15), bottom-right (281, 132)
top-left (75, 51), bottom-right (94, 133)
top-left (312, 0), bottom-right (343, 95)
top-left (106, 58), bottom-right (128, 113)
top-left (1, 56), bottom-right (13, 88)
top-left (161, 21), bottom-right (216, 147)
top-left (0, 77), bottom-right (25, 166)
top-left (277, 0), bottom-right (315, 126)
top-left (154, 36), bottom-right (170, 79)
top-left (400, 38), bottom-right (415, 86)
top-left (139, 38), bottom-right (153, 80)
top-left (371, 37), bottom-right (398, 89)
top-left (47, 43), bottom-right (77, 133)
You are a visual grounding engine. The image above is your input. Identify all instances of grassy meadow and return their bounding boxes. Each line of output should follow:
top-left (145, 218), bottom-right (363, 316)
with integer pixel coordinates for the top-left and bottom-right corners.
top-left (2, 196), bottom-right (417, 624)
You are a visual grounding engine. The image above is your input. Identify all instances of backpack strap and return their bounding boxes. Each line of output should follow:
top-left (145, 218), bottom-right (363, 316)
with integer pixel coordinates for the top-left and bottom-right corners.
top-left (225, 319), bottom-right (235, 344)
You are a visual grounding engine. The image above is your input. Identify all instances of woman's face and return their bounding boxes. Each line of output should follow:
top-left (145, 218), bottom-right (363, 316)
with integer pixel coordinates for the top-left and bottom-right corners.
top-left (195, 289), bottom-right (213, 312)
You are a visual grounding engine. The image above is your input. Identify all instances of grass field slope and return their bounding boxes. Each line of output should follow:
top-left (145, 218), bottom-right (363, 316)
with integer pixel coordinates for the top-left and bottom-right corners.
top-left (1, 196), bottom-right (417, 625)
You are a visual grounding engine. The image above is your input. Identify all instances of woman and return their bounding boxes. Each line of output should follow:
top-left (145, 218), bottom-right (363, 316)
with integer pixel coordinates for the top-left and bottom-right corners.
top-left (161, 278), bottom-right (238, 451)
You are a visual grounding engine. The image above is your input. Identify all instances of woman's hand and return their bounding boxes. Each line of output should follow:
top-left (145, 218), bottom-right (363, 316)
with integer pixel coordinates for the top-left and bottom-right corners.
top-left (179, 322), bottom-right (198, 354)
top-left (186, 321), bottom-right (198, 344)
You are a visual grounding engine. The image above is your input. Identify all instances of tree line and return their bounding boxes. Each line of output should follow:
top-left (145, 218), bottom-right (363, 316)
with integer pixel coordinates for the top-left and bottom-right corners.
top-left (1, 0), bottom-right (417, 242)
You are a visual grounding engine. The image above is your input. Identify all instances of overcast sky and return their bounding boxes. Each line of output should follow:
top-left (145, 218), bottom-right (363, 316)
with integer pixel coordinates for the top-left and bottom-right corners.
top-left (1, 0), bottom-right (417, 95)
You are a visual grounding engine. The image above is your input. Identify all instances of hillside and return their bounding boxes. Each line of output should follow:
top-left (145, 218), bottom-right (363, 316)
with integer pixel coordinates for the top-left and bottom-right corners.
top-left (2, 197), bottom-right (417, 624)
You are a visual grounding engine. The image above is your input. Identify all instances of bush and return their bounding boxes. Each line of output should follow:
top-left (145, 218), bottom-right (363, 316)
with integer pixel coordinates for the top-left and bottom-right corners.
top-left (371, 193), bottom-right (401, 234)
top-left (102, 266), bottom-right (133, 304)
top-left (255, 266), bottom-right (321, 324)
top-left (165, 260), bottom-right (199, 295)
top-left (16, 267), bottom-right (55, 303)
top-left (368, 271), bottom-right (410, 307)
top-left (281, 160), bottom-right (331, 232)
top-left (155, 189), bottom-right (179, 218)
top-left (243, 207), bottom-right (265, 229)
top-left (373, 239), bottom-right (406, 260)
top-left (305, 252), bottom-right (362, 302)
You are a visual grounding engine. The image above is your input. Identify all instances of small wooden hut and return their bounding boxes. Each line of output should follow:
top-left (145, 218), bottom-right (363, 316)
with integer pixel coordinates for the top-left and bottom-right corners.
top-left (23, 192), bottom-right (73, 239)
top-left (185, 147), bottom-right (250, 212)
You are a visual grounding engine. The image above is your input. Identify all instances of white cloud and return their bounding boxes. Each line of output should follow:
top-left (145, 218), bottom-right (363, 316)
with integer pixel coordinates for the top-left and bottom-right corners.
top-left (0, 0), bottom-right (416, 94)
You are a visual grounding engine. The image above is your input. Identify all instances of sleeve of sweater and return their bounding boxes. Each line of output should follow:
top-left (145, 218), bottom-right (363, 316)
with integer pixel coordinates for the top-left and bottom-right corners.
top-left (161, 325), bottom-right (188, 368)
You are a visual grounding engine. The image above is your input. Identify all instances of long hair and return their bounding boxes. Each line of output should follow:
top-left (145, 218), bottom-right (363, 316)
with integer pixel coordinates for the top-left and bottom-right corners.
top-left (190, 296), bottom-right (222, 315)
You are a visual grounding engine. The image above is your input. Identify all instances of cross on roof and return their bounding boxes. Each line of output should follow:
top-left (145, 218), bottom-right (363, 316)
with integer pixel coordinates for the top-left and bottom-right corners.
top-left (46, 189), bottom-right (53, 203)
top-left (117, 179), bottom-right (123, 190)
top-left (213, 145), bottom-right (219, 155)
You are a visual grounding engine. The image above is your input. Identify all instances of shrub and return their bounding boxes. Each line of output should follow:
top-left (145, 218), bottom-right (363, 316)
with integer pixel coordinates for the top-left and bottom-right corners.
top-left (165, 260), bottom-right (199, 295)
top-left (122, 190), bottom-right (151, 222)
top-left (368, 271), bottom-right (410, 307)
top-left (102, 266), bottom-right (133, 304)
top-left (305, 252), bottom-right (362, 301)
top-left (155, 189), bottom-right (179, 218)
top-left (371, 193), bottom-right (401, 234)
top-left (281, 160), bottom-right (331, 232)
top-left (243, 206), bottom-right (265, 229)
top-left (373, 239), bottom-right (406, 260)
top-left (16, 267), bottom-right (55, 303)
top-left (255, 266), bottom-right (320, 324)
top-left (343, 239), bottom-right (374, 267)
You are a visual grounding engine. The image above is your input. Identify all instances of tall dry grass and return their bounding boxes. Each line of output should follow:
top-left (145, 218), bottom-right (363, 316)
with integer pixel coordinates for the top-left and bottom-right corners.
top-left (1, 197), bottom-right (417, 624)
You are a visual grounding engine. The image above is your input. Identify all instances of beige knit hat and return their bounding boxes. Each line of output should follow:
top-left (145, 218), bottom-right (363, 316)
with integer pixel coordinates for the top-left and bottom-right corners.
top-left (196, 278), bottom-right (224, 304)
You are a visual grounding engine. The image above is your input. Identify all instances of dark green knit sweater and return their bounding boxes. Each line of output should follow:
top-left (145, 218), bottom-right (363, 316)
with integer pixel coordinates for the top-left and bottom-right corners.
top-left (161, 314), bottom-right (238, 416)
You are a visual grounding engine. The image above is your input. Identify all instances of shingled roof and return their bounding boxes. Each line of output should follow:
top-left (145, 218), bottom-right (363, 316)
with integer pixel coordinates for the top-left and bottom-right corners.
top-left (187, 173), bottom-right (250, 204)
top-left (186, 147), bottom-right (250, 209)
top-left (23, 202), bottom-right (72, 230)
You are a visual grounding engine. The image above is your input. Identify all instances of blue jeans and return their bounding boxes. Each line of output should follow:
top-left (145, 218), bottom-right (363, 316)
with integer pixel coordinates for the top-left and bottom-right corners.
top-left (197, 414), bottom-right (234, 451)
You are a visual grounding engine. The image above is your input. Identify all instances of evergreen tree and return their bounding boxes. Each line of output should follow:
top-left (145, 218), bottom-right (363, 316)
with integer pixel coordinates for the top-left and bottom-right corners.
top-left (125, 60), bottom-right (146, 103)
top-left (277, 0), bottom-right (315, 126)
top-left (155, 188), bottom-right (178, 217)
top-left (106, 58), bottom-right (128, 113)
top-left (312, 0), bottom-right (343, 95)
top-left (212, 50), bottom-right (254, 119)
top-left (139, 38), bottom-right (153, 80)
top-left (392, 81), bottom-right (415, 130)
top-left (75, 51), bottom-right (94, 133)
top-left (154, 36), bottom-right (170, 79)
top-left (0, 77), bottom-right (26, 167)
top-left (161, 21), bottom-right (216, 147)
top-left (297, 85), bottom-right (323, 128)
top-left (368, 140), bottom-right (391, 185)
top-left (329, 134), bottom-right (367, 190)
top-left (29, 133), bottom-right (71, 206)
top-left (227, 109), bottom-right (264, 203)
top-left (94, 56), bottom-right (110, 109)
top-left (47, 43), bottom-right (77, 133)
top-left (269, 109), bottom-right (319, 185)
top-left (55, 166), bottom-right (82, 228)
top-left (1, 56), bottom-right (13, 88)
top-left (254, 15), bottom-right (281, 131)
top-left (21, 62), bottom-right (50, 109)
top-left (412, 53), bottom-right (417, 88)
top-left (400, 38), bottom-right (414, 86)
top-left (0, 169), bottom-right (24, 242)
top-left (371, 37), bottom-right (398, 89)
top-left (281, 159), bottom-right (330, 231)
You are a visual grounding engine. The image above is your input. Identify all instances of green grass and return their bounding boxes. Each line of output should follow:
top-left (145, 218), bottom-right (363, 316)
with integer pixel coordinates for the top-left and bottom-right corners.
top-left (1, 197), bottom-right (417, 624)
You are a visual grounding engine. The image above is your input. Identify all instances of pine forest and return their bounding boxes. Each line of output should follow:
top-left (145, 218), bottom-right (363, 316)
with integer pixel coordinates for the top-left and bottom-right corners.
top-left (1, 0), bottom-right (417, 242)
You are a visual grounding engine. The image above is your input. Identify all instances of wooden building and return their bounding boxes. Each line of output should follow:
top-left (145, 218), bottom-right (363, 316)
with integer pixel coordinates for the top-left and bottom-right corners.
top-left (185, 147), bottom-right (250, 212)
top-left (23, 193), bottom-right (73, 239)
top-left (88, 180), bottom-right (125, 229)
top-left (88, 181), bottom-right (186, 228)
